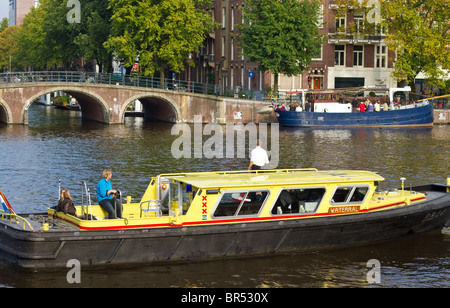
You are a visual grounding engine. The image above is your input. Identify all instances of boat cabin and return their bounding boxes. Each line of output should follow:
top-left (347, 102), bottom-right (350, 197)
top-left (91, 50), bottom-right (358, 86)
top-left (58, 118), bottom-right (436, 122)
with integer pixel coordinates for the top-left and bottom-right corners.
top-left (47, 169), bottom-right (427, 231)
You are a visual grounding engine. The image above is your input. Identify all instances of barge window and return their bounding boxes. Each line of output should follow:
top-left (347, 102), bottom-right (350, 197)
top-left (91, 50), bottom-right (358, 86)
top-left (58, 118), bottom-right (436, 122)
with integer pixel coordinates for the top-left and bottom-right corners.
top-left (213, 191), bottom-right (269, 217)
top-left (331, 186), bottom-right (369, 204)
top-left (271, 188), bottom-right (325, 215)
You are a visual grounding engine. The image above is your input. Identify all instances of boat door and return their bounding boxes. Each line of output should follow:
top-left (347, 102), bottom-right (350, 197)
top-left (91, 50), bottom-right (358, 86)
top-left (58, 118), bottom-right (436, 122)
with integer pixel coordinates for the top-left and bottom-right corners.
top-left (168, 180), bottom-right (182, 217)
top-left (157, 175), bottom-right (170, 212)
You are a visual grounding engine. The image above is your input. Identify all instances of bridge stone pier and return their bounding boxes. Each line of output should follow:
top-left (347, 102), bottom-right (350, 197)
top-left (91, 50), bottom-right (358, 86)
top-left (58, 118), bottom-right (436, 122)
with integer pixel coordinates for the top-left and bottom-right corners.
top-left (0, 83), bottom-right (276, 125)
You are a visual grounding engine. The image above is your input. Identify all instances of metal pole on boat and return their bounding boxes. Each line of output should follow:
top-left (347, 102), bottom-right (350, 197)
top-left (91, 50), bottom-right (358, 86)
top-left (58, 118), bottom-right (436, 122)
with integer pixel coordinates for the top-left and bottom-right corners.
top-left (81, 182), bottom-right (85, 219)
top-left (58, 178), bottom-right (60, 200)
top-left (400, 177), bottom-right (406, 197)
top-left (87, 188), bottom-right (92, 220)
top-left (114, 194), bottom-right (117, 219)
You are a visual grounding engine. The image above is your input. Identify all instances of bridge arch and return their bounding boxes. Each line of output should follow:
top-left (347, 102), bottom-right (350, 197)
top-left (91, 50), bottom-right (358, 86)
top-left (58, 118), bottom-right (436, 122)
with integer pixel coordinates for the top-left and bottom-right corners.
top-left (25, 86), bottom-right (110, 124)
top-left (123, 93), bottom-right (180, 123)
top-left (0, 97), bottom-right (13, 124)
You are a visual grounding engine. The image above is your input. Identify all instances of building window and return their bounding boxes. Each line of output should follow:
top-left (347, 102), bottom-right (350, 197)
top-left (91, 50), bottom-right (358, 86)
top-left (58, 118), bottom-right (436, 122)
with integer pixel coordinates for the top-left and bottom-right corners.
top-left (230, 67), bottom-right (234, 87)
top-left (376, 45), bottom-right (387, 68)
top-left (231, 39), bottom-right (234, 60)
top-left (318, 5), bottom-right (324, 29)
top-left (222, 7), bottom-right (226, 28)
top-left (353, 45), bottom-right (363, 66)
top-left (221, 36), bottom-right (225, 57)
top-left (231, 7), bottom-right (234, 31)
top-left (335, 77), bottom-right (365, 88)
top-left (335, 45), bottom-right (345, 66)
top-left (354, 12), bottom-right (365, 34)
top-left (312, 46), bottom-right (323, 61)
top-left (335, 16), bottom-right (346, 33)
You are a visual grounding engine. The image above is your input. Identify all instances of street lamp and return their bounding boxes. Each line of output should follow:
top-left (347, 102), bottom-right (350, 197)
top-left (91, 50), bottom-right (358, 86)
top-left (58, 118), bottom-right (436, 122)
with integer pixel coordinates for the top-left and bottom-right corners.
top-left (187, 52), bottom-right (192, 92)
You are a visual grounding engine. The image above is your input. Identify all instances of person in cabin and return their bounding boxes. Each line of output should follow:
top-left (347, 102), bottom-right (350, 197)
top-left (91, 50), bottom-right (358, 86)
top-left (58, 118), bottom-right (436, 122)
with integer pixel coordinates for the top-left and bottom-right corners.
top-left (56, 188), bottom-right (77, 217)
top-left (96, 169), bottom-right (123, 219)
top-left (248, 139), bottom-right (270, 171)
top-left (374, 101), bottom-right (381, 112)
top-left (359, 101), bottom-right (366, 112)
top-left (305, 100), bottom-right (311, 112)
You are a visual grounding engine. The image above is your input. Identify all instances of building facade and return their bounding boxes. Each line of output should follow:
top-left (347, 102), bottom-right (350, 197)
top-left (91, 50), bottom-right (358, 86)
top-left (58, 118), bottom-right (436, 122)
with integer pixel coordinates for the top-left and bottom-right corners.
top-left (190, 0), bottom-right (397, 94)
top-left (8, 0), bottom-right (36, 26)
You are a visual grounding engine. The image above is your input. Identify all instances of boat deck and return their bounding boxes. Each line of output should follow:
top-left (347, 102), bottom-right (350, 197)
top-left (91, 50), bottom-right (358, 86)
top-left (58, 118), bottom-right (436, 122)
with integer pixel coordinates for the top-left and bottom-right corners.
top-left (0, 213), bottom-right (78, 232)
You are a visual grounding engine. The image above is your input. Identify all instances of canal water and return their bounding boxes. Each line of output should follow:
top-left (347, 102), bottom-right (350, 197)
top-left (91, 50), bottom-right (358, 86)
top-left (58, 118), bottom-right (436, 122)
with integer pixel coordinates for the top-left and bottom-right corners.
top-left (0, 103), bottom-right (449, 288)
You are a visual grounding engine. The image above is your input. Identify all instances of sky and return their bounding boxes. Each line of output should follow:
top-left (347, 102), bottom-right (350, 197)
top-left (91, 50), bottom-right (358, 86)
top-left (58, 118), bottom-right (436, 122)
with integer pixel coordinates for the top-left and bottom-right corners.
top-left (0, 0), bottom-right (8, 21)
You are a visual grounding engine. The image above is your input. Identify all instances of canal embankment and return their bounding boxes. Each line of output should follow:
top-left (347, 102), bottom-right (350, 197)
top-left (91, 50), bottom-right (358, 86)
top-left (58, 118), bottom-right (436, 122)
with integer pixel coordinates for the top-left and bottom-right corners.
top-left (434, 109), bottom-right (450, 124)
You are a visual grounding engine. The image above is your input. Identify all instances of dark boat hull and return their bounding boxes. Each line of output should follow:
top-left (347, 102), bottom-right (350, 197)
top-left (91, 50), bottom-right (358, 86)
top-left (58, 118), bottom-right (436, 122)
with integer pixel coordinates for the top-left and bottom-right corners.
top-left (276, 102), bottom-right (433, 127)
top-left (0, 185), bottom-right (448, 271)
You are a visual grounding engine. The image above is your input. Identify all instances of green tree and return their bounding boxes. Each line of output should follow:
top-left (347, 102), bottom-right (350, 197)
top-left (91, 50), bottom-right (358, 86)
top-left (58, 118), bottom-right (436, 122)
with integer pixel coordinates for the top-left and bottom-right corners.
top-left (0, 26), bottom-right (19, 71)
top-left (237, 0), bottom-right (324, 93)
top-left (73, 0), bottom-right (114, 72)
top-left (14, 0), bottom-right (113, 71)
top-left (14, 7), bottom-right (50, 69)
top-left (0, 18), bottom-right (8, 32)
top-left (380, 0), bottom-right (450, 91)
top-left (335, 0), bottom-right (450, 92)
top-left (105, 0), bottom-right (216, 86)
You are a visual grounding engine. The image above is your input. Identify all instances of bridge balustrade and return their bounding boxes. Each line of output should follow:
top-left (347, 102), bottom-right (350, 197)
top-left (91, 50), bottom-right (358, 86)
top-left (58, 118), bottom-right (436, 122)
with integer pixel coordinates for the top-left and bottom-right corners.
top-left (0, 71), bottom-right (265, 101)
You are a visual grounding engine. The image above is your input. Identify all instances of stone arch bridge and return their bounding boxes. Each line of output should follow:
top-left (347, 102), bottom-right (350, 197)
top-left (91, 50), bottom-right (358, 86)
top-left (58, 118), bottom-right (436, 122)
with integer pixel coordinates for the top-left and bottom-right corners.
top-left (0, 73), bottom-right (274, 125)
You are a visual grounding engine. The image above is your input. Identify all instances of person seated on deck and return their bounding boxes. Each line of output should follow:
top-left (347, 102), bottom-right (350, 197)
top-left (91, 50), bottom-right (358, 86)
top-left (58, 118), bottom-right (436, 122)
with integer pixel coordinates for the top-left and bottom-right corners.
top-left (55, 188), bottom-right (77, 217)
top-left (96, 169), bottom-right (123, 219)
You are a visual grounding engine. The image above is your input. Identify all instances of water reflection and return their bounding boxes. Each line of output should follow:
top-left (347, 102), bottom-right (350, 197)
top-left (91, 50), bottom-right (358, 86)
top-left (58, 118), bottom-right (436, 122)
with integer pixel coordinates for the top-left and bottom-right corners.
top-left (0, 103), bottom-right (449, 288)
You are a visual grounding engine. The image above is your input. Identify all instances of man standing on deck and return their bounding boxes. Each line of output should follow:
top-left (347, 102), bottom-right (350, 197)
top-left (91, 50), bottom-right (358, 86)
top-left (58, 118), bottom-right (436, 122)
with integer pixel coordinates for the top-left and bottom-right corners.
top-left (248, 139), bottom-right (270, 171)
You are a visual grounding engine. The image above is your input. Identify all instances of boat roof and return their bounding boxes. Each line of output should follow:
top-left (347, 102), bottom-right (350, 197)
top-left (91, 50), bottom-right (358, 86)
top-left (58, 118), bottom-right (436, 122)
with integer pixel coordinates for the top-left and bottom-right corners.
top-left (159, 169), bottom-right (384, 188)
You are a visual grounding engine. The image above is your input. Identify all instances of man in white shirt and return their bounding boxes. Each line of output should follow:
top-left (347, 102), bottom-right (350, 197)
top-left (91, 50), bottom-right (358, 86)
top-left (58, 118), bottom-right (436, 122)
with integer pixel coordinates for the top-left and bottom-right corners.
top-left (248, 139), bottom-right (270, 171)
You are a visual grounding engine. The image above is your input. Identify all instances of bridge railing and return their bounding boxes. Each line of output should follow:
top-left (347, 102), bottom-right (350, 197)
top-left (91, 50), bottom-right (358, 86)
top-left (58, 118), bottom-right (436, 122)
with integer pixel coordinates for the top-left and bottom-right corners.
top-left (0, 71), bottom-right (266, 101)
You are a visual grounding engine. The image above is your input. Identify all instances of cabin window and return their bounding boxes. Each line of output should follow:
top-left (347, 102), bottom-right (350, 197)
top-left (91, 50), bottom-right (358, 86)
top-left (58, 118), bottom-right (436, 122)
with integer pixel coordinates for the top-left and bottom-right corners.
top-left (181, 184), bottom-right (198, 214)
top-left (213, 190), bottom-right (269, 218)
top-left (271, 188), bottom-right (325, 215)
top-left (330, 186), bottom-right (369, 204)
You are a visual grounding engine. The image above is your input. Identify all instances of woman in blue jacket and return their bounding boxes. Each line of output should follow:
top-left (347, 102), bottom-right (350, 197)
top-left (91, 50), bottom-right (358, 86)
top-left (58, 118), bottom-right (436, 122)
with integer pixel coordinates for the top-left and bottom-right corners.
top-left (96, 169), bottom-right (122, 219)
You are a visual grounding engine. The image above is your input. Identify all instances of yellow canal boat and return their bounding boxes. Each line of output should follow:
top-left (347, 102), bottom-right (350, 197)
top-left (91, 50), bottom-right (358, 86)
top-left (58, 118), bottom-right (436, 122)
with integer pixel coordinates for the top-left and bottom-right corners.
top-left (1, 169), bottom-right (449, 271)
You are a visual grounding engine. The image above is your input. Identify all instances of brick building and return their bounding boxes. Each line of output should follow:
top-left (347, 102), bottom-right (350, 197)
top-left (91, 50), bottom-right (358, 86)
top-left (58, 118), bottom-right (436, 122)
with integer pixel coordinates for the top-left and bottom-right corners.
top-left (190, 0), bottom-right (397, 94)
top-left (8, 0), bottom-right (36, 26)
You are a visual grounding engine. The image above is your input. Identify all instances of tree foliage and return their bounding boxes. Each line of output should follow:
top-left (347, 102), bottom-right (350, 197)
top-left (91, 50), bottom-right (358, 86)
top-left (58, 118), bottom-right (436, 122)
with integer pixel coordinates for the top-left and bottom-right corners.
top-left (237, 0), bottom-right (324, 92)
top-left (335, 0), bottom-right (450, 91)
top-left (105, 0), bottom-right (216, 81)
top-left (12, 0), bottom-right (112, 71)
top-left (0, 18), bottom-right (8, 32)
top-left (380, 0), bottom-right (450, 90)
top-left (0, 26), bottom-right (19, 71)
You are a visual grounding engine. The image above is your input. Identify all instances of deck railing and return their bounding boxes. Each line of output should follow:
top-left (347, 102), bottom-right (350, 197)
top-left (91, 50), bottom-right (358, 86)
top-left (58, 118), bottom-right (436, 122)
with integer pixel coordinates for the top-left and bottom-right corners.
top-left (0, 210), bottom-right (35, 232)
